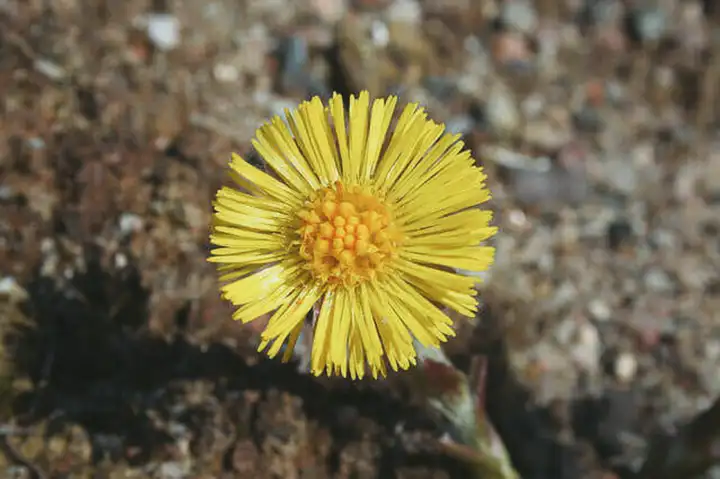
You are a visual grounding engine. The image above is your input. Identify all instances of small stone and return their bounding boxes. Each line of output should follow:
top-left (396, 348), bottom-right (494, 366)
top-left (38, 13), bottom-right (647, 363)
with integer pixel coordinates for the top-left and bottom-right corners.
top-left (573, 106), bottom-right (604, 132)
top-left (33, 59), bottom-right (66, 80)
top-left (614, 352), bottom-right (638, 383)
top-left (213, 63), bottom-right (240, 83)
top-left (119, 213), bottom-right (143, 235)
top-left (114, 253), bottom-right (128, 269)
top-left (492, 32), bottom-right (533, 66)
top-left (644, 267), bottom-right (674, 293)
top-left (571, 321), bottom-right (601, 375)
top-left (26, 137), bottom-right (45, 149)
top-left (521, 93), bottom-right (545, 119)
top-left (523, 120), bottom-right (570, 150)
top-left (387, 0), bottom-right (422, 24)
top-left (422, 76), bottom-right (457, 101)
top-left (158, 461), bottom-right (189, 479)
top-left (145, 14), bottom-right (180, 51)
top-left (588, 299), bottom-right (612, 322)
top-left (485, 83), bottom-right (520, 135)
top-left (310, 0), bottom-right (348, 23)
top-left (279, 36), bottom-right (309, 91)
top-left (444, 115), bottom-right (474, 135)
top-left (500, 0), bottom-right (538, 34)
top-left (370, 20), bottom-right (390, 48)
top-left (0, 277), bottom-right (28, 302)
top-left (583, 0), bottom-right (622, 26)
top-left (627, 7), bottom-right (667, 44)
top-left (604, 158), bottom-right (637, 195)
top-left (606, 219), bottom-right (633, 251)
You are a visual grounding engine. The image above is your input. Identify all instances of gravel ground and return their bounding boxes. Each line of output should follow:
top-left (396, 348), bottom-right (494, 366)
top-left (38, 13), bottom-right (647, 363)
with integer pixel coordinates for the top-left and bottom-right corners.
top-left (1, 0), bottom-right (719, 478)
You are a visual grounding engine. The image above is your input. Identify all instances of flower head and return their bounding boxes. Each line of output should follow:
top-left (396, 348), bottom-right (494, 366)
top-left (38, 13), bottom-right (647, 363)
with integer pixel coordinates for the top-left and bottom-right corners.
top-left (209, 91), bottom-right (496, 379)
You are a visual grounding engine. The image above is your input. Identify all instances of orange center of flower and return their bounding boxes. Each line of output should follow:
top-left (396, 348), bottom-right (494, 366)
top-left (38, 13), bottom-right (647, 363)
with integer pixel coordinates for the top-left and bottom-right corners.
top-left (297, 181), bottom-right (402, 286)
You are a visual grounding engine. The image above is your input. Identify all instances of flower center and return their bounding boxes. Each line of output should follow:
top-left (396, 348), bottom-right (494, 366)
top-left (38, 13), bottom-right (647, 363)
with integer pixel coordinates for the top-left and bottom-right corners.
top-left (297, 181), bottom-right (401, 286)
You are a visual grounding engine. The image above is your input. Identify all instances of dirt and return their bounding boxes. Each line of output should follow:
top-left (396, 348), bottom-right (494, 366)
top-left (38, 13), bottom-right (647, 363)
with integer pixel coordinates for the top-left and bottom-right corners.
top-left (1, 0), bottom-right (720, 478)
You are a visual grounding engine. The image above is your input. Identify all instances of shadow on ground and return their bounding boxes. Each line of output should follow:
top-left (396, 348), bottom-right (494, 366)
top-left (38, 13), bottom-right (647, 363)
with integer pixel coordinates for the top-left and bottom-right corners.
top-left (5, 245), bottom-right (474, 476)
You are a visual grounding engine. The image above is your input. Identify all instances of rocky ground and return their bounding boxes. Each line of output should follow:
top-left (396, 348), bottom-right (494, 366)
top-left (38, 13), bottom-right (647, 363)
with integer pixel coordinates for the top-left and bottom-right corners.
top-left (1, 0), bottom-right (719, 478)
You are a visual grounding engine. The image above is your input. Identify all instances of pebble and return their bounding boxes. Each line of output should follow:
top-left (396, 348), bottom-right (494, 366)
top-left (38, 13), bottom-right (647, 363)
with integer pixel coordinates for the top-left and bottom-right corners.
top-left (511, 164), bottom-right (588, 206)
top-left (144, 14), bottom-right (181, 51)
top-left (279, 36), bottom-right (309, 89)
top-left (0, 186), bottom-right (12, 200)
top-left (485, 83), bottom-right (521, 135)
top-left (119, 213), bottom-right (144, 235)
top-left (499, 0), bottom-right (538, 35)
top-left (0, 276), bottom-right (28, 302)
top-left (615, 352), bottom-right (638, 383)
top-left (310, 0), bottom-right (348, 23)
top-left (588, 299), bottom-right (612, 322)
top-left (523, 120), bottom-right (571, 150)
top-left (158, 461), bottom-right (189, 479)
top-left (387, 0), bottom-right (422, 24)
top-left (571, 321), bottom-right (602, 375)
top-left (33, 59), bottom-right (66, 80)
top-left (643, 267), bottom-right (675, 293)
top-left (482, 146), bottom-right (551, 172)
top-left (422, 76), bottom-right (457, 101)
top-left (582, 0), bottom-right (622, 27)
top-left (606, 219), bottom-right (633, 251)
top-left (114, 253), bottom-right (128, 269)
top-left (521, 93), bottom-right (545, 119)
top-left (627, 7), bottom-right (667, 44)
top-left (604, 158), bottom-right (638, 195)
top-left (573, 105), bottom-right (604, 132)
top-left (443, 115), bottom-right (474, 135)
top-left (26, 137), bottom-right (46, 149)
top-left (213, 63), bottom-right (240, 83)
top-left (492, 32), bottom-right (533, 66)
top-left (370, 20), bottom-right (390, 48)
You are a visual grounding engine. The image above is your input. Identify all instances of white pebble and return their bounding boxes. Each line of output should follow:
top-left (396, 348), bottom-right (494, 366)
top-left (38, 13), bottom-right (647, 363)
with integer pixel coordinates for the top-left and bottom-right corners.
top-left (615, 352), bottom-right (638, 383)
top-left (115, 253), bottom-right (128, 269)
top-left (213, 63), bottom-right (240, 83)
top-left (119, 213), bottom-right (144, 235)
top-left (588, 299), bottom-right (611, 322)
top-left (145, 14), bottom-right (180, 51)
top-left (0, 276), bottom-right (28, 301)
top-left (370, 20), bottom-right (390, 48)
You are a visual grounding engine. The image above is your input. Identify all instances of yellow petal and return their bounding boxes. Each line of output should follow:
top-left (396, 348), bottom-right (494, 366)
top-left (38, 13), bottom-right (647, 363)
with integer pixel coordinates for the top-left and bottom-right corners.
top-left (359, 96), bottom-right (396, 181)
top-left (262, 282), bottom-right (322, 340)
top-left (286, 101), bottom-right (338, 184)
top-left (229, 153), bottom-right (302, 205)
top-left (219, 263), bottom-right (297, 306)
top-left (389, 134), bottom-right (465, 203)
top-left (282, 321), bottom-right (305, 363)
top-left (394, 258), bottom-right (476, 293)
top-left (266, 116), bottom-right (322, 189)
top-left (208, 249), bottom-right (287, 265)
top-left (367, 280), bottom-right (438, 348)
top-left (346, 91), bottom-right (370, 183)
top-left (252, 134), bottom-right (313, 195)
top-left (384, 275), bottom-right (456, 339)
top-left (261, 283), bottom-right (321, 359)
top-left (400, 246), bottom-right (496, 272)
top-left (380, 117), bottom-right (444, 195)
top-left (303, 96), bottom-right (341, 181)
top-left (329, 93), bottom-right (352, 181)
top-left (231, 276), bottom-right (303, 323)
top-left (311, 291), bottom-right (335, 375)
top-left (215, 186), bottom-right (289, 213)
top-left (329, 288), bottom-right (352, 377)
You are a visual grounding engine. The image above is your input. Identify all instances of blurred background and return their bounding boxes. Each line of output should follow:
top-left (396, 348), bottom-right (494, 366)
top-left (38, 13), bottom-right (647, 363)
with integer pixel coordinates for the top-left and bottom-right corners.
top-left (1, 0), bottom-right (720, 478)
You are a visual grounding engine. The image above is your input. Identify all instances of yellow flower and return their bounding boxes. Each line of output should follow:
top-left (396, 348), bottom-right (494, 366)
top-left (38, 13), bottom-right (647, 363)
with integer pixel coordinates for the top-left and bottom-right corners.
top-left (209, 91), bottom-right (496, 379)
